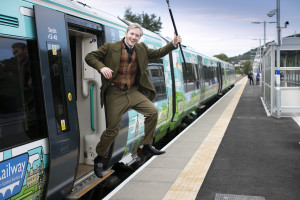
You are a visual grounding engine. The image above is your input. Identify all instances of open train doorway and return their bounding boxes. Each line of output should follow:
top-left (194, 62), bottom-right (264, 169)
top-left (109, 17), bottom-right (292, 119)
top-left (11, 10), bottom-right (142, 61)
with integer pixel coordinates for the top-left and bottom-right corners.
top-left (67, 22), bottom-right (106, 179)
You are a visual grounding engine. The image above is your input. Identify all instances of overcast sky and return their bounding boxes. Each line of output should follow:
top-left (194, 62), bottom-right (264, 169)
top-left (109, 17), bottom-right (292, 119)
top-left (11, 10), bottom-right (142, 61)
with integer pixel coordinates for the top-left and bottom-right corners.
top-left (80, 0), bottom-right (300, 57)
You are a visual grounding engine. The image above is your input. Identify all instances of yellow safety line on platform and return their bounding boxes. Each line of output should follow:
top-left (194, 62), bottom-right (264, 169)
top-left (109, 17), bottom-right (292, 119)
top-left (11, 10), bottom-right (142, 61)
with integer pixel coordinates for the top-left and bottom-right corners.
top-left (163, 78), bottom-right (248, 200)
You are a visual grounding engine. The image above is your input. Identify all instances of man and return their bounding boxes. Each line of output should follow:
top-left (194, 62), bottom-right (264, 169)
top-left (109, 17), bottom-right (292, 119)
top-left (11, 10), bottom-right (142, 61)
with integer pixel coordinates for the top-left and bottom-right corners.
top-left (11, 43), bottom-right (37, 138)
top-left (12, 43), bottom-right (32, 88)
top-left (256, 72), bottom-right (260, 85)
top-left (248, 71), bottom-right (254, 85)
top-left (85, 23), bottom-right (182, 178)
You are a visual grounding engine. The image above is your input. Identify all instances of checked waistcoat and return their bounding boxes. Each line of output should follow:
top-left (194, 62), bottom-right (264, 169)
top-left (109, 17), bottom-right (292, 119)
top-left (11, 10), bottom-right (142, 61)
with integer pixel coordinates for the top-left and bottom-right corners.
top-left (112, 43), bottom-right (138, 89)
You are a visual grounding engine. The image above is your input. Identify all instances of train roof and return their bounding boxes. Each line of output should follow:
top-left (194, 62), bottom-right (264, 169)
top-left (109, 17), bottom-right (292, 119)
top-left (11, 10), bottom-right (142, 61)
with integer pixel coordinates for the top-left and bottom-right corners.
top-left (118, 19), bottom-right (162, 42)
top-left (31, 0), bottom-right (163, 41)
top-left (27, 0), bottom-right (128, 31)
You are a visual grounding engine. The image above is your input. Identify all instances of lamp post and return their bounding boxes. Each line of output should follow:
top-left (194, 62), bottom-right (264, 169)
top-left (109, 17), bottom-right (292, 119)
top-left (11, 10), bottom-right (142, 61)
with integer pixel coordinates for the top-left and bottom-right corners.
top-left (252, 21), bottom-right (276, 48)
top-left (252, 38), bottom-right (261, 80)
top-left (252, 38), bottom-right (262, 72)
top-left (267, 0), bottom-right (281, 118)
top-left (252, 39), bottom-right (262, 57)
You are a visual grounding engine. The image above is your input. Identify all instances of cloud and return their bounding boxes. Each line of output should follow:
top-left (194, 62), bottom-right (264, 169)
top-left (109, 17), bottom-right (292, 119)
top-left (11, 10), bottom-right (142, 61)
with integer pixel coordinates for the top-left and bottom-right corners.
top-left (79, 0), bottom-right (300, 57)
top-left (85, 0), bottom-right (154, 7)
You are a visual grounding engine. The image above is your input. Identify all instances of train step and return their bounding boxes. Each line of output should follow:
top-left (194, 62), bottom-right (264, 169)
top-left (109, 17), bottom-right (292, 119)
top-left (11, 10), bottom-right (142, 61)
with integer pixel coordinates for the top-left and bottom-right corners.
top-left (66, 170), bottom-right (114, 199)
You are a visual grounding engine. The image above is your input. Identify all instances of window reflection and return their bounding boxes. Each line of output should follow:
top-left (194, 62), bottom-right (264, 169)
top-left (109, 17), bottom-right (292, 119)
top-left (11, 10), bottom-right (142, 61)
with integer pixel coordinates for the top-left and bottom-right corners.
top-left (182, 63), bottom-right (196, 92)
top-left (146, 64), bottom-right (167, 102)
top-left (0, 38), bottom-right (47, 150)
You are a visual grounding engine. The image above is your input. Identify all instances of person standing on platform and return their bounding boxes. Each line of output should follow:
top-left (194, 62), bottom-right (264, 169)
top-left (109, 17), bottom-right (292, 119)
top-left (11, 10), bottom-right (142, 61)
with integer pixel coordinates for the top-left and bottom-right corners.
top-left (85, 23), bottom-right (182, 178)
top-left (256, 72), bottom-right (260, 85)
top-left (248, 71), bottom-right (254, 85)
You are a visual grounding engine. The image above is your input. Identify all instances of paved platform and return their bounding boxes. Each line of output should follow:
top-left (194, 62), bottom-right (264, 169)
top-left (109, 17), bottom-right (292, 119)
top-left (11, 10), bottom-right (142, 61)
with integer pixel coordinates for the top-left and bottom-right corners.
top-left (196, 80), bottom-right (300, 200)
top-left (103, 77), bottom-right (300, 200)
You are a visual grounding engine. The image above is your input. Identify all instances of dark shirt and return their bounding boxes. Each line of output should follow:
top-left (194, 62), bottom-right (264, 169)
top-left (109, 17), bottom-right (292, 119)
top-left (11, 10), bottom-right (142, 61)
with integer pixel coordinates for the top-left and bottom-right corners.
top-left (123, 39), bottom-right (134, 62)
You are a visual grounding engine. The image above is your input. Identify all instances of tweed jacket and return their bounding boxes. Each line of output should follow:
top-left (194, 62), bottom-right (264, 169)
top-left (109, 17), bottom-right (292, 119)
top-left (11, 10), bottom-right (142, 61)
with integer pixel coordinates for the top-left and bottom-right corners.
top-left (85, 39), bottom-right (177, 107)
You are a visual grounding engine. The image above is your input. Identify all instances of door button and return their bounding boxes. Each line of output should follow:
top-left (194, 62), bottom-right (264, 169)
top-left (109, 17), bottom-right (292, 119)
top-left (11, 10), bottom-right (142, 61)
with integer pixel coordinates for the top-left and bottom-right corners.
top-left (68, 93), bottom-right (72, 101)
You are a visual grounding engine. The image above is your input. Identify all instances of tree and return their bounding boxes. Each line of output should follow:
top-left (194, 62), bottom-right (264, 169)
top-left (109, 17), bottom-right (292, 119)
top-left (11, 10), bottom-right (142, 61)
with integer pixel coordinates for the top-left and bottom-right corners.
top-left (124, 8), bottom-right (141, 24)
top-left (214, 53), bottom-right (230, 62)
top-left (242, 60), bottom-right (252, 75)
top-left (124, 8), bottom-right (162, 32)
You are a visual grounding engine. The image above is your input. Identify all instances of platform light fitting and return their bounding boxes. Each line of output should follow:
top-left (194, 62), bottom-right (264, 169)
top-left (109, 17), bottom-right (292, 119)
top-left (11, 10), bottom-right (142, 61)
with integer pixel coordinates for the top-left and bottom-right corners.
top-left (267, 9), bottom-right (277, 17)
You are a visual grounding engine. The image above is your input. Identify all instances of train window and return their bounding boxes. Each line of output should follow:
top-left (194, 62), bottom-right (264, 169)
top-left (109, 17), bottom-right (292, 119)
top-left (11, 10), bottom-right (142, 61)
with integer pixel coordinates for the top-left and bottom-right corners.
top-left (146, 64), bottom-right (167, 101)
top-left (182, 63), bottom-right (196, 92)
top-left (203, 65), bottom-right (208, 86)
top-left (203, 65), bottom-right (215, 86)
top-left (47, 43), bottom-right (70, 134)
top-left (149, 58), bottom-right (163, 64)
top-left (151, 68), bottom-right (160, 77)
top-left (0, 37), bottom-right (47, 150)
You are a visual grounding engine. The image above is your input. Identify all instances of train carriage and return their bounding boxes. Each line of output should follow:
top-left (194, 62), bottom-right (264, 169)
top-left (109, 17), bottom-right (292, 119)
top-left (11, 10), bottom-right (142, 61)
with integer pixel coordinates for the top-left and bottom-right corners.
top-left (0, 1), bottom-right (235, 199)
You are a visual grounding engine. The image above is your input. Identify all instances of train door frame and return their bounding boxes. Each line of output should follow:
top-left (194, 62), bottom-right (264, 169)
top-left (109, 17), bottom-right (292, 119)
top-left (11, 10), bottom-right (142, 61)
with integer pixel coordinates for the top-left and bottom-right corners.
top-left (66, 14), bottom-right (129, 172)
top-left (66, 15), bottom-right (106, 168)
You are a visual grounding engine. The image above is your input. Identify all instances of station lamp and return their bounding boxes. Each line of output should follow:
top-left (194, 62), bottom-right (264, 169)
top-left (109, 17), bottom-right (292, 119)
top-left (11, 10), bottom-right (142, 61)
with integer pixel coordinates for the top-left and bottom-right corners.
top-left (251, 21), bottom-right (276, 48)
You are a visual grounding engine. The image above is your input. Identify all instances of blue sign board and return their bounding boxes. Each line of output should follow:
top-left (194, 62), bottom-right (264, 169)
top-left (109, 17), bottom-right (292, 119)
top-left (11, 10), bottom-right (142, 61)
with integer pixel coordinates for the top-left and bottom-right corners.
top-left (0, 153), bottom-right (29, 199)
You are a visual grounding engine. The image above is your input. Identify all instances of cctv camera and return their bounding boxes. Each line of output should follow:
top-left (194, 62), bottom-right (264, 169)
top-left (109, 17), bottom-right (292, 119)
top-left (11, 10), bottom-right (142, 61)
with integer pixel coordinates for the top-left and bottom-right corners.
top-left (284, 21), bottom-right (289, 28)
top-left (267, 9), bottom-right (276, 17)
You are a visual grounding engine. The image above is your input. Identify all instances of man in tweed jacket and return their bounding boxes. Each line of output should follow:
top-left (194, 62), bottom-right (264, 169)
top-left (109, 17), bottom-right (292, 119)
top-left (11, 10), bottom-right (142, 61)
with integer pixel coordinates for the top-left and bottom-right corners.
top-left (85, 23), bottom-right (181, 178)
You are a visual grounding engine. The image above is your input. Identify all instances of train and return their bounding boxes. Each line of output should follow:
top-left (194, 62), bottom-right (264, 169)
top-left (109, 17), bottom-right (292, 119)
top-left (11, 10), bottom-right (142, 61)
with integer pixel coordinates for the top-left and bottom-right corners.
top-left (0, 0), bottom-right (235, 199)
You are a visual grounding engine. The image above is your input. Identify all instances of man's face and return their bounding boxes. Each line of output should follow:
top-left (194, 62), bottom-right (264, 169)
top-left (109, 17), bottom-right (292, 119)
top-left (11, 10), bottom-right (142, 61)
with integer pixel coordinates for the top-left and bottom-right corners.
top-left (13, 47), bottom-right (27, 61)
top-left (125, 28), bottom-right (142, 48)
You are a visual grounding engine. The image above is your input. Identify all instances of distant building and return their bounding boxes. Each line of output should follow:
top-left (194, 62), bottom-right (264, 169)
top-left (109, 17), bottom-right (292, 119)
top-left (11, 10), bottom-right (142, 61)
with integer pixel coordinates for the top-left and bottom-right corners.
top-left (234, 60), bottom-right (249, 68)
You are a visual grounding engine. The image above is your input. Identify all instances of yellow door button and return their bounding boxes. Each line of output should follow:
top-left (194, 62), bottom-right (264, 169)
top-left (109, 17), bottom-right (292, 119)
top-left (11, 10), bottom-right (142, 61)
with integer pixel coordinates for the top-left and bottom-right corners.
top-left (68, 93), bottom-right (72, 101)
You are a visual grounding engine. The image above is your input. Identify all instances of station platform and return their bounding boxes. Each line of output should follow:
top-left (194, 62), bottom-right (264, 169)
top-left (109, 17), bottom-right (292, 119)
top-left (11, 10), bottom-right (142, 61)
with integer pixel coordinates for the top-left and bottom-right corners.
top-left (103, 77), bottom-right (300, 200)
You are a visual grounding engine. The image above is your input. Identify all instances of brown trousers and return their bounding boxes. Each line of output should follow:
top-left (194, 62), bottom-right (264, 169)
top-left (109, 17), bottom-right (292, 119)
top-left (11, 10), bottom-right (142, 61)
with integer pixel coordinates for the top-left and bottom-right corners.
top-left (96, 85), bottom-right (158, 156)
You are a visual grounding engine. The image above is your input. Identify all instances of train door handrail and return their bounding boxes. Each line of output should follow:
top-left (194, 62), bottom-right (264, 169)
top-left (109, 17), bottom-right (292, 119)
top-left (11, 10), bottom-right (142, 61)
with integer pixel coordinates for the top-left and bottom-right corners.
top-left (90, 83), bottom-right (95, 131)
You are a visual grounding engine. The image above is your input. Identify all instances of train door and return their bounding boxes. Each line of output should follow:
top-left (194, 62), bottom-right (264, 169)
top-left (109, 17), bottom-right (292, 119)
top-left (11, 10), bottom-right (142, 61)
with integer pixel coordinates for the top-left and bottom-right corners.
top-left (217, 62), bottom-right (223, 95)
top-left (34, 5), bottom-right (79, 199)
top-left (197, 55), bottom-right (205, 102)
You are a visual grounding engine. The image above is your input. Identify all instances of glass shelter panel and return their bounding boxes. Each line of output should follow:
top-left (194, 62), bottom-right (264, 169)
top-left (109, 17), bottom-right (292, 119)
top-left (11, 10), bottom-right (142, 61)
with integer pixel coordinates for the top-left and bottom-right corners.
top-left (280, 50), bottom-right (300, 87)
top-left (280, 50), bottom-right (300, 67)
